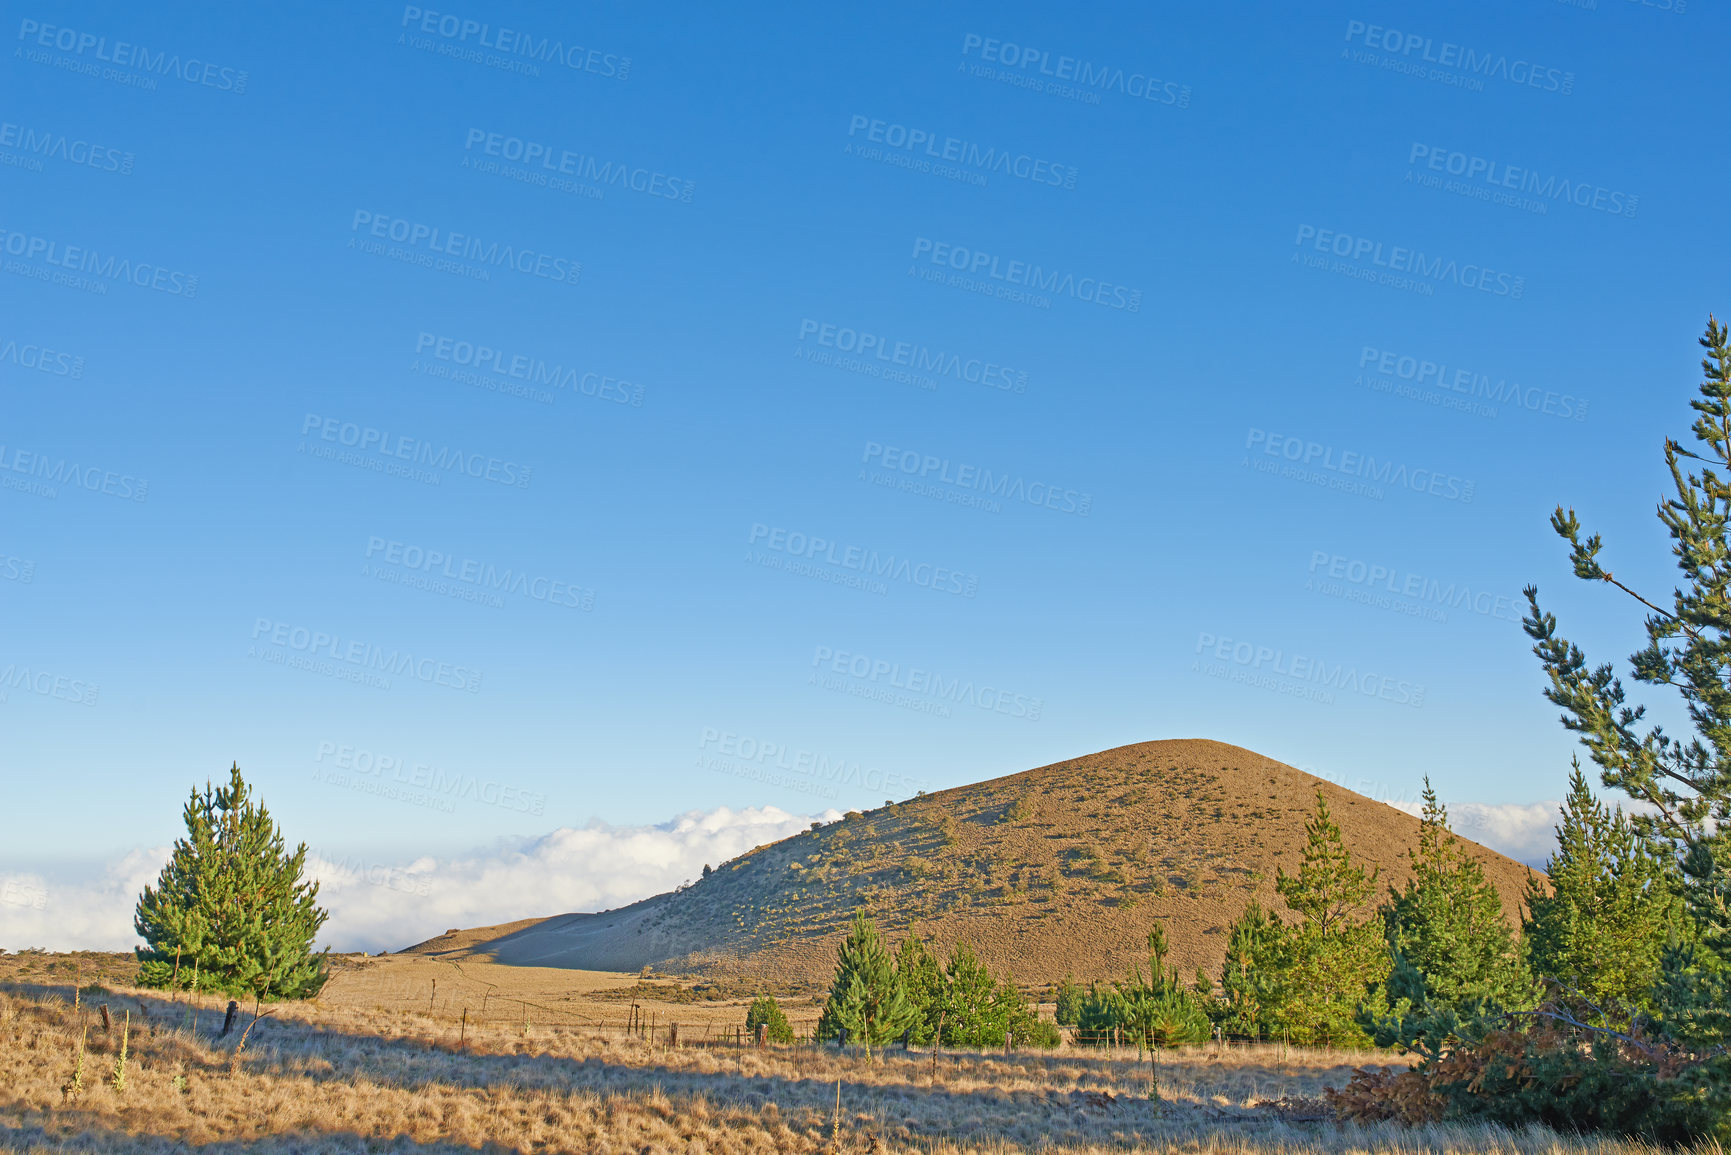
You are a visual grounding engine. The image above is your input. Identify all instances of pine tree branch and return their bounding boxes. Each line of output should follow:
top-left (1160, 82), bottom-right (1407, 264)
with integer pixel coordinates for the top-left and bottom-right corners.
top-left (1600, 571), bottom-right (1693, 635)
top-left (1500, 1008), bottom-right (1661, 1055)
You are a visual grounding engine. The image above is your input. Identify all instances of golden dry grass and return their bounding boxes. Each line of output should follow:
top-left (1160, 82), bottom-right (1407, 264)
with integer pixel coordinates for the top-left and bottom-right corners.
top-left (0, 953), bottom-right (1713, 1154)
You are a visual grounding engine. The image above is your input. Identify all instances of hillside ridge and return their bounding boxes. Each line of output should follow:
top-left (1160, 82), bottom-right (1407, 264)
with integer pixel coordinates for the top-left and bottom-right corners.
top-left (405, 738), bottom-right (1540, 987)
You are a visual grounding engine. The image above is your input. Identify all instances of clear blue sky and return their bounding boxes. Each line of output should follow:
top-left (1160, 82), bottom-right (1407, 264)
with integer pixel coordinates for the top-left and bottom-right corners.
top-left (3, 0), bottom-right (1724, 876)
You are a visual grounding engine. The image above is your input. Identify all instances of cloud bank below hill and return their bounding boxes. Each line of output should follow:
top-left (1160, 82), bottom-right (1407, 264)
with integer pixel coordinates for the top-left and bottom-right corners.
top-left (0, 804), bottom-right (836, 954)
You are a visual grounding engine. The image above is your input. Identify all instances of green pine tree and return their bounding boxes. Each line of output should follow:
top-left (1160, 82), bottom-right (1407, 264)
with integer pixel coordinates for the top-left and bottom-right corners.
top-left (1116, 926), bottom-right (1212, 1047)
top-left (1073, 928), bottom-right (1209, 1047)
top-left (895, 935), bottom-right (944, 1044)
top-left (935, 942), bottom-right (1011, 1047)
top-left (1217, 899), bottom-right (1283, 1040)
top-left (1515, 315), bottom-right (1731, 1135)
top-left (134, 764), bottom-right (329, 1001)
top-left (1530, 318), bottom-right (1731, 1038)
top-left (816, 910), bottom-right (918, 1049)
top-left (1360, 780), bottom-right (1533, 1054)
top-left (1524, 761), bottom-right (1688, 1013)
top-left (1269, 790), bottom-right (1388, 1046)
top-left (1053, 973), bottom-right (1085, 1027)
top-left (744, 995), bottom-right (794, 1043)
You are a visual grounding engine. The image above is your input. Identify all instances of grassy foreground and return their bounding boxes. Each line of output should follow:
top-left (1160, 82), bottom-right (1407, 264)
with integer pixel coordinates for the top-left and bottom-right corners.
top-left (0, 952), bottom-right (1714, 1154)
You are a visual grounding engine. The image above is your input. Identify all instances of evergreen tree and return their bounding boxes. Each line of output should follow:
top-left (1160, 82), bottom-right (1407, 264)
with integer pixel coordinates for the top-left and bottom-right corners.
top-left (1053, 973), bottom-right (1085, 1027)
top-left (1217, 899), bottom-right (1284, 1040)
top-left (1074, 928), bottom-right (1210, 1047)
top-left (935, 942), bottom-right (1011, 1046)
top-left (1269, 791), bottom-right (1388, 1046)
top-left (1524, 762), bottom-right (1688, 1013)
top-left (744, 995), bottom-right (794, 1043)
top-left (134, 764), bottom-right (329, 1001)
top-left (1116, 926), bottom-right (1212, 1047)
top-left (816, 910), bottom-right (918, 1049)
top-left (1361, 781), bottom-right (1533, 1054)
top-left (1523, 318), bottom-right (1731, 1096)
top-left (895, 935), bottom-right (944, 1044)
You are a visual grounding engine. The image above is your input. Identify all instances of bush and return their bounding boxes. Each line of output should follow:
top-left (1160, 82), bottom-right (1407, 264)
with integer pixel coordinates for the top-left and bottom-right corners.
top-left (1074, 930), bottom-right (1212, 1047)
top-left (898, 937), bottom-right (1058, 1049)
top-left (1330, 989), bottom-right (1727, 1142)
top-left (1053, 974), bottom-right (1084, 1026)
top-left (1013, 1016), bottom-right (1062, 1048)
top-left (744, 995), bottom-right (794, 1043)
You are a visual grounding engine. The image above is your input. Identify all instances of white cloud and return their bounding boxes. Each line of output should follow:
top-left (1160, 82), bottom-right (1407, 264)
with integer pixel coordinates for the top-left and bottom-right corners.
top-left (0, 805), bottom-right (836, 954)
top-left (1384, 798), bottom-right (1561, 869)
top-left (0, 847), bottom-right (171, 952)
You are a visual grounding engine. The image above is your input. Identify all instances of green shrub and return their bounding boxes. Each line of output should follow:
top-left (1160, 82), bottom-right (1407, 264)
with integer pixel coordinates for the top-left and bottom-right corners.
top-left (744, 995), bottom-right (794, 1043)
top-left (1075, 928), bottom-right (1211, 1047)
top-left (1054, 974), bottom-right (1084, 1026)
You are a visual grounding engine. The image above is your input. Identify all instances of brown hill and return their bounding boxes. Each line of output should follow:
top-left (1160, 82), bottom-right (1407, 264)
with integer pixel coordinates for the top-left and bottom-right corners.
top-left (405, 739), bottom-right (1542, 989)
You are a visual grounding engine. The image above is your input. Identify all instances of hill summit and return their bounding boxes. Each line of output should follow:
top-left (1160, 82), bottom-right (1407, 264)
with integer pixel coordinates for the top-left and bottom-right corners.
top-left (407, 739), bottom-right (1540, 987)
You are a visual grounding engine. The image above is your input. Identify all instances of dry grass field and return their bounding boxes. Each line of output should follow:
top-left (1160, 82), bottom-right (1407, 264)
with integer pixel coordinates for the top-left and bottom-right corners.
top-left (0, 951), bottom-right (1713, 1154)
